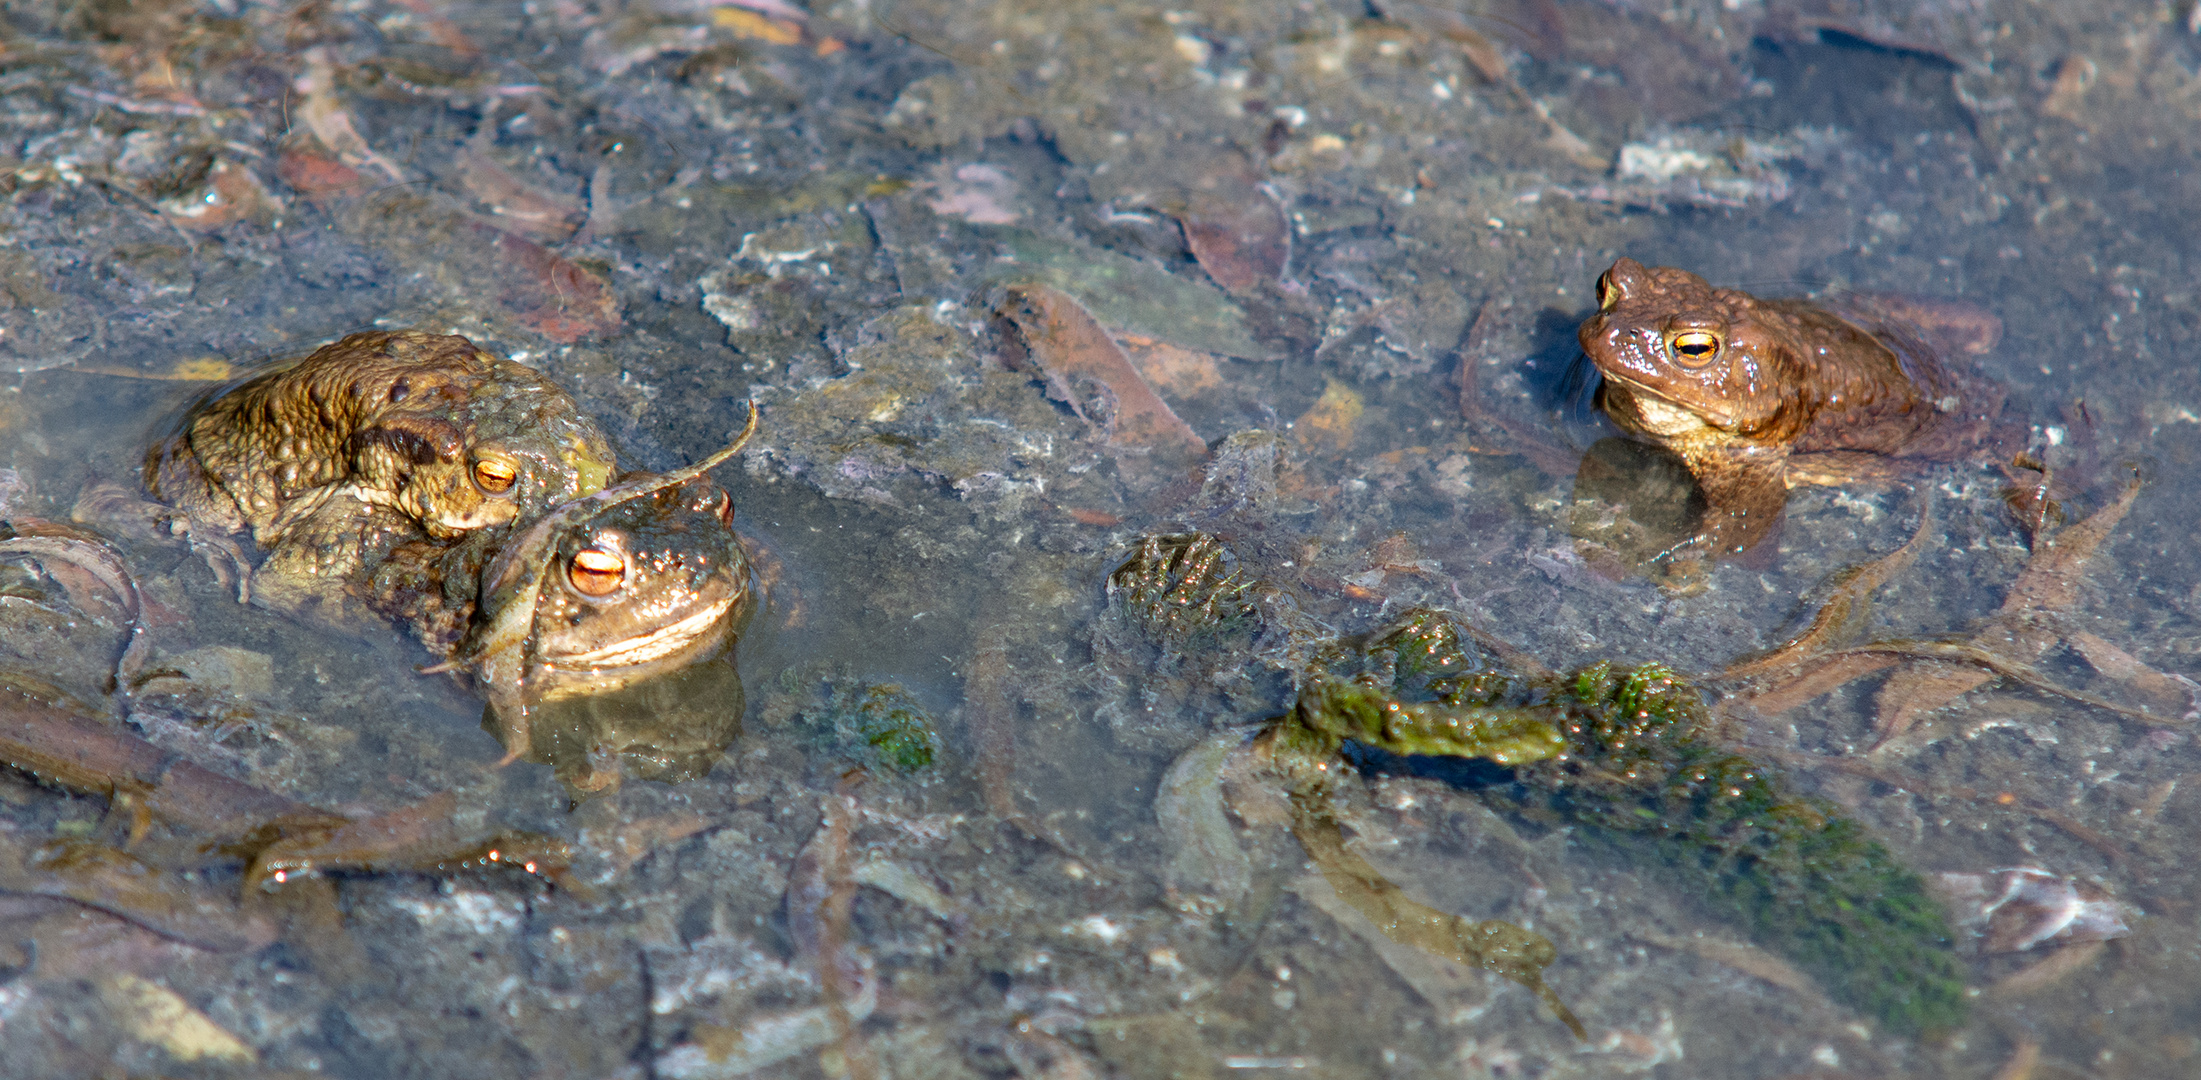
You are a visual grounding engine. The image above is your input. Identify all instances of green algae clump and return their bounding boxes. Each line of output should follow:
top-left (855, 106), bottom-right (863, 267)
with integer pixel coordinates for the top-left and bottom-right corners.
top-left (1287, 678), bottom-right (1565, 767)
top-left (847, 684), bottom-right (940, 774)
top-left (1269, 649), bottom-right (1582, 1039)
top-left (771, 672), bottom-right (943, 776)
top-left (1129, 539), bottom-right (1968, 1039)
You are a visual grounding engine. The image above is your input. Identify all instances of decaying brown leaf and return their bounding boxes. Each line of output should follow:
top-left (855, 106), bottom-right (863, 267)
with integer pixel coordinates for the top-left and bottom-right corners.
top-left (995, 283), bottom-right (1207, 464)
top-left (1172, 168), bottom-right (1289, 297)
top-left (98, 971), bottom-right (260, 1064)
top-left (1868, 473), bottom-right (2162, 743)
top-left (295, 48), bottom-right (408, 183)
top-left (2068, 631), bottom-right (2201, 717)
top-left (2042, 55), bottom-right (2096, 122)
top-left (455, 146), bottom-right (584, 243)
top-left (1116, 335), bottom-right (1225, 398)
top-left (1733, 652), bottom-right (1898, 719)
top-left (1292, 379), bottom-right (1364, 454)
top-left (1869, 657), bottom-right (1992, 744)
top-left (480, 223), bottom-right (623, 343)
top-left (2000, 472), bottom-right (2138, 614)
top-left (276, 149), bottom-right (367, 204)
top-left (282, 49), bottom-right (623, 343)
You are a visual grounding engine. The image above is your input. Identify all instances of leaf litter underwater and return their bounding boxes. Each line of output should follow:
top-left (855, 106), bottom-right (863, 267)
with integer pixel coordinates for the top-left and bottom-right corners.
top-left (0, 1), bottom-right (2199, 1078)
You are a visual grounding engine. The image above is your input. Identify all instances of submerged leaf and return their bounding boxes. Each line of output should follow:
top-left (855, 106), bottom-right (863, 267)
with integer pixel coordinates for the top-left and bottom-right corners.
top-left (1155, 731), bottom-right (1254, 913)
top-left (1725, 496), bottom-right (1935, 681)
top-left (6, 839), bottom-right (276, 952)
top-left (998, 283), bottom-right (1206, 455)
top-left (98, 972), bottom-right (259, 1064)
top-left (987, 229), bottom-right (1273, 359)
top-left (1172, 174), bottom-right (1288, 296)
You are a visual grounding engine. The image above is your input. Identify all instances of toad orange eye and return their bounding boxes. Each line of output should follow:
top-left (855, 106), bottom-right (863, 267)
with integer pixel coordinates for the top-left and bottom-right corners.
top-left (568, 549), bottom-right (626, 596)
top-left (1668, 330), bottom-right (1722, 366)
top-left (473, 458), bottom-right (517, 494)
top-left (1595, 273), bottom-right (1617, 311)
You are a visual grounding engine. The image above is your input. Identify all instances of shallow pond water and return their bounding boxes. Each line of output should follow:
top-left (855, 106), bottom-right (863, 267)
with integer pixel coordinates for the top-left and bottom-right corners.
top-left (2, 1), bottom-right (2199, 1078)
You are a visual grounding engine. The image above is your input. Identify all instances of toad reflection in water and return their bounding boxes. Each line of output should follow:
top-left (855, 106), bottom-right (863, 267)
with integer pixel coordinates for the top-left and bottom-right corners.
top-left (1577, 257), bottom-right (2014, 563)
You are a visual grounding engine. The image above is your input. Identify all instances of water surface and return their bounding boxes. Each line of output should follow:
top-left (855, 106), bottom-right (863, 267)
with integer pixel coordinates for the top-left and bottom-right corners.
top-left (1, 2), bottom-right (2197, 1077)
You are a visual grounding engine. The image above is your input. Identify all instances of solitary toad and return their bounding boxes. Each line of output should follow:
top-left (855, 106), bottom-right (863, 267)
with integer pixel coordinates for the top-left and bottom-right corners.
top-left (1580, 258), bottom-right (2011, 555)
top-left (146, 331), bottom-right (617, 584)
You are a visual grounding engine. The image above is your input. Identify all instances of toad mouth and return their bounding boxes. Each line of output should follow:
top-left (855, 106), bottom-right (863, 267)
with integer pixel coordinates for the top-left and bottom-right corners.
top-left (1603, 371), bottom-right (1737, 431)
top-left (543, 594), bottom-right (739, 668)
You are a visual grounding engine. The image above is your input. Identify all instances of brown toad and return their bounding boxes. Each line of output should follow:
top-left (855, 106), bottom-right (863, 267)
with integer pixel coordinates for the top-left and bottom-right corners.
top-left (1580, 258), bottom-right (2012, 556)
top-left (392, 425), bottom-right (760, 785)
top-left (145, 330), bottom-right (616, 587)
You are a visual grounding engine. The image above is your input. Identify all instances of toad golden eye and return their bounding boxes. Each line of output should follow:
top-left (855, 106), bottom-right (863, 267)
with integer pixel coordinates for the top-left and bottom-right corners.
top-left (1668, 330), bottom-right (1722, 366)
top-left (1596, 272), bottom-right (1617, 311)
top-left (473, 458), bottom-right (518, 494)
top-left (568, 548), bottom-right (626, 596)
